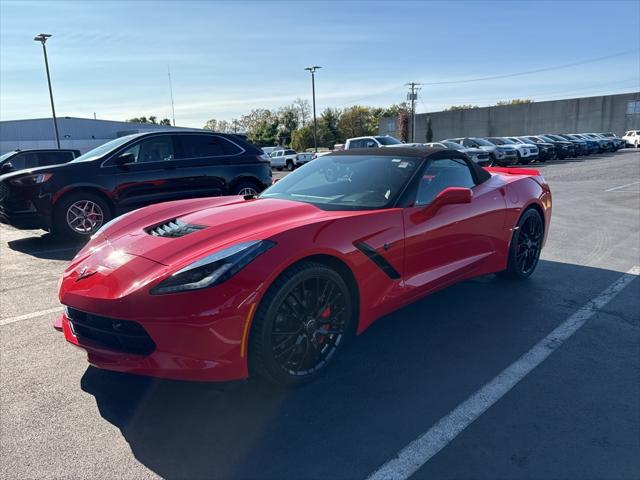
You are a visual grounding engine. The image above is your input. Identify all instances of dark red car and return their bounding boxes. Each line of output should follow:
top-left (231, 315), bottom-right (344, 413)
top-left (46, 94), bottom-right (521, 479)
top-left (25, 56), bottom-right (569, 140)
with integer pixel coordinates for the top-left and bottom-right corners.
top-left (56, 148), bottom-right (552, 386)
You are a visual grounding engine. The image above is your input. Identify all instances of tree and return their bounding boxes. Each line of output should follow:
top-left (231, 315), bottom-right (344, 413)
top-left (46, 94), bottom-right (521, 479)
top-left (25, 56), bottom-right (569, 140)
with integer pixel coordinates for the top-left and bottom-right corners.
top-left (496, 98), bottom-right (533, 106)
top-left (293, 97), bottom-right (311, 127)
top-left (290, 126), bottom-right (315, 151)
top-left (337, 105), bottom-right (378, 139)
top-left (317, 108), bottom-right (341, 148)
top-left (426, 117), bottom-right (433, 142)
top-left (276, 106), bottom-right (299, 146)
top-left (444, 105), bottom-right (479, 111)
top-left (127, 116), bottom-right (171, 125)
top-left (203, 119), bottom-right (219, 131)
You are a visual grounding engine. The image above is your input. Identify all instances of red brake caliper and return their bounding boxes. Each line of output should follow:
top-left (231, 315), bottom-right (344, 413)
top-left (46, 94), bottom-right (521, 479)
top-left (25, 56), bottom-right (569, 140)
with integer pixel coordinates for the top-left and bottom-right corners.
top-left (318, 306), bottom-right (331, 344)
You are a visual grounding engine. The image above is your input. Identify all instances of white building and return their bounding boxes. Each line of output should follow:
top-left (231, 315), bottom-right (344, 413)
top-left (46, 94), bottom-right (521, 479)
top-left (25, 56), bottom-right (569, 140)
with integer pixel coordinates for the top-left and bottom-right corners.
top-left (0, 117), bottom-right (198, 155)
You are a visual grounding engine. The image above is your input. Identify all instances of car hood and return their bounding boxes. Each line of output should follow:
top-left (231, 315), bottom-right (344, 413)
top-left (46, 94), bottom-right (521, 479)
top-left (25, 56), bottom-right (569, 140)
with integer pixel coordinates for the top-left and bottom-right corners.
top-left (463, 148), bottom-right (488, 154)
top-left (71, 196), bottom-right (353, 269)
top-left (0, 161), bottom-right (83, 182)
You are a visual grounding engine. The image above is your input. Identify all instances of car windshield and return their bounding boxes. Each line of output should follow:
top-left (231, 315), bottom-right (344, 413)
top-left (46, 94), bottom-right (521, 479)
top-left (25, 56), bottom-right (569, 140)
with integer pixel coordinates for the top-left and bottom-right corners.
top-left (546, 135), bottom-right (566, 141)
top-left (260, 154), bottom-right (419, 210)
top-left (375, 136), bottom-right (402, 146)
top-left (518, 137), bottom-right (535, 145)
top-left (540, 135), bottom-right (559, 142)
top-left (70, 135), bottom-right (139, 162)
top-left (0, 151), bottom-right (17, 162)
top-left (441, 141), bottom-right (464, 151)
top-left (500, 138), bottom-right (517, 144)
top-left (486, 138), bottom-right (505, 145)
top-left (471, 138), bottom-right (493, 146)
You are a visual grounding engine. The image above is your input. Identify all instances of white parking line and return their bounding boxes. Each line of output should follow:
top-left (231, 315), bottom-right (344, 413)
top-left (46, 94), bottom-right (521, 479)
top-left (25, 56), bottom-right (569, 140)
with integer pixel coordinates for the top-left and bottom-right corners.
top-left (1, 306), bottom-right (63, 326)
top-left (605, 181), bottom-right (640, 192)
top-left (367, 266), bottom-right (640, 480)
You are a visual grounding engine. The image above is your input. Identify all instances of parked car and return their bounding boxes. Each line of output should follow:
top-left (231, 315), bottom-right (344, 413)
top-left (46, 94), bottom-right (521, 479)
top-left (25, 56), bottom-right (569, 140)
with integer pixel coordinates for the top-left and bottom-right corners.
top-left (56, 147), bottom-right (551, 385)
top-left (537, 135), bottom-right (576, 158)
top-left (424, 141), bottom-right (492, 166)
top-left (566, 134), bottom-right (600, 154)
top-left (599, 132), bottom-right (624, 150)
top-left (270, 149), bottom-right (298, 171)
top-left (0, 149), bottom-right (81, 174)
top-left (581, 133), bottom-right (614, 153)
top-left (345, 135), bottom-right (405, 149)
top-left (486, 137), bottom-right (538, 164)
top-left (622, 130), bottom-right (640, 147)
top-left (295, 152), bottom-right (314, 166)
top-left (513, 137), bottom-right (556, 162)
top-left (262, 146), bottom-right (283, 156)
top-left (555, 134), bottom-right (589, 156)
top-left (447, 137), bottom-right (518, 166)
top-left (0, 131), bottom-right (272, 240)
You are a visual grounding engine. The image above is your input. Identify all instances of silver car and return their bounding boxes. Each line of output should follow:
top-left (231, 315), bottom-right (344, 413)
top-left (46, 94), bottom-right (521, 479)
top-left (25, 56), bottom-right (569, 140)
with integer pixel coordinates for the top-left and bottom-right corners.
top-left (425, 141), bottom-right (492, 166)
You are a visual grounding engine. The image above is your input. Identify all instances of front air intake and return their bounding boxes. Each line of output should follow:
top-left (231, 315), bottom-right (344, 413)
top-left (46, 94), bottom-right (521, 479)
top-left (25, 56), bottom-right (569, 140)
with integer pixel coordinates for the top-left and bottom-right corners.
top-left (146, 218), bottom-right (205, 238)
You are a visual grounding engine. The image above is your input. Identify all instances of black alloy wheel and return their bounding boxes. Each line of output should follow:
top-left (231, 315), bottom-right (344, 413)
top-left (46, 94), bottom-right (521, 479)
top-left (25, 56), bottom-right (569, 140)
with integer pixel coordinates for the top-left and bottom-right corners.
top-left (502, 208), bottom-right (544, 279)
top-left (250, 262), bottom-right (353, 386)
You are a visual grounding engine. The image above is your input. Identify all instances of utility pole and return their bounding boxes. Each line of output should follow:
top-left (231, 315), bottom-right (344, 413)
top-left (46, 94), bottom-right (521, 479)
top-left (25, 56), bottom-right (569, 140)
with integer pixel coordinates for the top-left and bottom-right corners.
top-left (406, 82), bottom-right (422, 143)
top-left (168, 65), bottom-right (176, 126)
top-left (34, 33), bottom-right (60, 149)
top-left (305, 66), bottom-right (321, 152)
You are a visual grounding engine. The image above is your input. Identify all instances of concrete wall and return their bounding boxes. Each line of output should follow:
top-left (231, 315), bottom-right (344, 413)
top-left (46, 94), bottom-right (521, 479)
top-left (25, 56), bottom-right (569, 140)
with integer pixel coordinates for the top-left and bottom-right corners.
top-left (379, 92), bottom-right (640, 142)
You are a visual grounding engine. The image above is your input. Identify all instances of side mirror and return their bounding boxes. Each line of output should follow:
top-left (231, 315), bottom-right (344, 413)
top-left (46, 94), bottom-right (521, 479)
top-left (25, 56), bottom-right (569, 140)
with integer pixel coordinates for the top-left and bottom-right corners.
top-left (0, 162), bottom-right (15, 174)
top-left (115, 153), bottom-right (135, 166)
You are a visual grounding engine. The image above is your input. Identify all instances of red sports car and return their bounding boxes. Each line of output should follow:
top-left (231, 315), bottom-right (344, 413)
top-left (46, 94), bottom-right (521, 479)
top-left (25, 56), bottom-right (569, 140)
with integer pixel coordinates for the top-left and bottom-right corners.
top-left (56, 148), bottom-right (551, 385)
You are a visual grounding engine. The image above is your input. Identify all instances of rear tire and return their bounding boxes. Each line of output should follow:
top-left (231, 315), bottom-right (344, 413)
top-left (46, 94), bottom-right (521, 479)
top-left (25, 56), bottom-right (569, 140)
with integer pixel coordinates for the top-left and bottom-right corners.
top-left (249, 261), bottom-right (353, 387)
top-left (500, 208), bottom-right (544, 280)
top-left (286, 160), bottom-right (294, 171)
top-left (52, 192), bottom-right (111, 241)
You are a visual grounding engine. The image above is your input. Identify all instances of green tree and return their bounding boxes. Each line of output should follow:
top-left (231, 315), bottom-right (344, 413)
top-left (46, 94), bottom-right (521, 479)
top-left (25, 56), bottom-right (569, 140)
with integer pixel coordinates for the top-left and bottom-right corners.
top-left (496, 98), bottom-right (533, 106)
top-left (290, 126), bottom-right (315, 151)
top-left (445, 104), bottom-right (480, 111)
top-left (127, 116), bottom-right (172, 125)
top-left (337, 105), bottom-right (378, 139)
top-left (317, 108), bottom-right (341, 148)
top-left (276, 106), bottom-right (299, 146)
top-left (426, 117), bottom-right (433, 142)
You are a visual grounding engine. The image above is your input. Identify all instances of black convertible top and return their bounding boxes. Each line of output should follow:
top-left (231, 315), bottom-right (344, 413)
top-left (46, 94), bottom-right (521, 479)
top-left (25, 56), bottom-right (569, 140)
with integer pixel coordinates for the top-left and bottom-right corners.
top-left (328, 147), bottom-right (441, 158)
top-left (328, 147), bottom-right (491, 184)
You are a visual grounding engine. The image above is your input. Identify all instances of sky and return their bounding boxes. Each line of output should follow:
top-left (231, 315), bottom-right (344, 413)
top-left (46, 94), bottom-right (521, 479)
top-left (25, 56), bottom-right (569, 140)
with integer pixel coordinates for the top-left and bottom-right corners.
top-left (1, 0), bottom-right (639, 128)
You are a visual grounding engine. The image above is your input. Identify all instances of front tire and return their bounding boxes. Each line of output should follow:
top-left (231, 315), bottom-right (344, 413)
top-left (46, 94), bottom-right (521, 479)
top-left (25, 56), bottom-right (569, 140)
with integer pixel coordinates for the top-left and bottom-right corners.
top-left (233, 181), bottom-right (260, 196)
top-left (249, 261), bottom-right (353, 386)
top-left (286, 160), bottom-right (294, 171)
top-left (501, 208), bottom-right (544, 279)
top-left (53, 192), bottom-right (111, 241)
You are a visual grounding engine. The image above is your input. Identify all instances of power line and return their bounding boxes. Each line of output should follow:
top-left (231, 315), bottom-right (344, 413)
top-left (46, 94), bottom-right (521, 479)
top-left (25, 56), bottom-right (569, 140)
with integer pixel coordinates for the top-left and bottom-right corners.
top-left (418, 50), bottom-right (637, 86)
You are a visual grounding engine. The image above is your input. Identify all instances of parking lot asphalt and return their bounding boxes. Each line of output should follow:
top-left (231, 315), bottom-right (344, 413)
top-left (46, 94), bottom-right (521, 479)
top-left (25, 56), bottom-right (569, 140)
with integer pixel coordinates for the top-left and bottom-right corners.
top-left (1, 149), bottom-right (639, 480)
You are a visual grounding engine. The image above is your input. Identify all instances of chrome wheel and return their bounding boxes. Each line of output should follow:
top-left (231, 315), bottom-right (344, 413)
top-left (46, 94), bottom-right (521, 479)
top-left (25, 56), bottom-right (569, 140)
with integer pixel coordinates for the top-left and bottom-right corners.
top-left (237, 186), bottom-right (258, 196)
top-left (66, 200), bottom-right (104, 234)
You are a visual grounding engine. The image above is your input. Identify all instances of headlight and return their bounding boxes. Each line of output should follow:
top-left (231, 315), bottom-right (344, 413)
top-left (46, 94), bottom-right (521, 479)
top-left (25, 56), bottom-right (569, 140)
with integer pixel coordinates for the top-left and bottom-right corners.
top-left (150, 240), bottom-right (275, 295)
top-left (9, 173), bottom-right (52, 186)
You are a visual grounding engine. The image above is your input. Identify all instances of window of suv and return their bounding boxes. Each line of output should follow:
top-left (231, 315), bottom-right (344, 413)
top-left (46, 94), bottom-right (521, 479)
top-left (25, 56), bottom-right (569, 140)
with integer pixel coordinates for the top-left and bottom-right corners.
top-left (415, 158), bottom-right (476, 206)
top-left (118, 135), bottom-right (175, 163)
top-left (176, 134), bottom-right (241, 159)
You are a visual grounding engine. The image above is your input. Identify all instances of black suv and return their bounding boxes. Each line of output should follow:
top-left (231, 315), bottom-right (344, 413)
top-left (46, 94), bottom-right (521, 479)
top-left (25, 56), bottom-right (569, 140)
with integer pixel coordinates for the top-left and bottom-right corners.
top-left (0, 131), bottom-right (272, 239)
top-left (0, 149), bottom-right (81, 174)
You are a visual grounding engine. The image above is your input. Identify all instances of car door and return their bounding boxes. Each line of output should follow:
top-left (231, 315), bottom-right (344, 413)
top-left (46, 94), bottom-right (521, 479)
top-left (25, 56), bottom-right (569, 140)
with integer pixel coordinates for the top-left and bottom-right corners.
top-left (401, 156), bottom-right (507, 298)
top-left (101, 134), bottom-right (184, 211)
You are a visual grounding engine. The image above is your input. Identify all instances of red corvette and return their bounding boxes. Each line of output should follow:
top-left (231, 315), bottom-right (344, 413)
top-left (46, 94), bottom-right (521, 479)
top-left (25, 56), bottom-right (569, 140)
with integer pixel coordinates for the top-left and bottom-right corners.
top-left (56, 148), bottom-right (551, 385)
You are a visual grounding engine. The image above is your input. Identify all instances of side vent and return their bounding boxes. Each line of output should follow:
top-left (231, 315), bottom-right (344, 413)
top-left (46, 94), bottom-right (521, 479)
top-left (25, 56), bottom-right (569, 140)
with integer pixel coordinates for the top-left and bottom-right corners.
top-left (354, 242), bottom-right (400, 279)
top-left (146, 218), bottom-right (206, 238)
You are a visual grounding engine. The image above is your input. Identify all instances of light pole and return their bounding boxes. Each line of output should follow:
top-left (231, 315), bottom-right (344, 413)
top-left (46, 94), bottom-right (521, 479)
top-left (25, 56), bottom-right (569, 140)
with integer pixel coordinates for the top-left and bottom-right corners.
top-left (304, 66), bottom-right (321, 152)
top-left (34, 33), bottom-right (60, 149)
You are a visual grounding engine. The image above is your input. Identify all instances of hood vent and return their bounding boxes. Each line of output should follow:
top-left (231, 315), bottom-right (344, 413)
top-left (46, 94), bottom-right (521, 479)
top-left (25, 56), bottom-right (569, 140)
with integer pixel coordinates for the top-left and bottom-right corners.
top-left (146, 218), bottom-right (206, 238)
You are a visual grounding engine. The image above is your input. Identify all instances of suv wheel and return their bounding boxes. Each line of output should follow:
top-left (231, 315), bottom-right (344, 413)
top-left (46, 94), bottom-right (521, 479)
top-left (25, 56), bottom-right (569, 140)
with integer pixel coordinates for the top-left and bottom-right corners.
top-left (53, 192), bottom-right (111, 241)
top-left (286, 160), bottom-right (294, 171)
top-left (233, 181), bottom-right (260, 196)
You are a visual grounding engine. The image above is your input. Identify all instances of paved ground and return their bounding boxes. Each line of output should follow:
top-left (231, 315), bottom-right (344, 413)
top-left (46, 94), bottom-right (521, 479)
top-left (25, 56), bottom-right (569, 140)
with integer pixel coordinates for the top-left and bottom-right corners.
top-left (1, 149), bottom-right (639, 479)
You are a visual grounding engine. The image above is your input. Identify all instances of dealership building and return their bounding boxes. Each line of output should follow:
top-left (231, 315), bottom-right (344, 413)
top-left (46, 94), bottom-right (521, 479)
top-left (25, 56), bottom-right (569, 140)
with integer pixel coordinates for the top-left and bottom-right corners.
top-left (379, 92), bottom-right (640, 142)
top-left (0, 117), bottom-right (196, 155)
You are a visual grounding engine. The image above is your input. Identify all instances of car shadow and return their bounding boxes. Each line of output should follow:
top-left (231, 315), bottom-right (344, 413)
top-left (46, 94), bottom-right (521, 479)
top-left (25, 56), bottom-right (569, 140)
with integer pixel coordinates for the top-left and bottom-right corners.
top-left (80, 260), bottom-right (633, 479)
top-left (7, 233), bottom-right (83, 261)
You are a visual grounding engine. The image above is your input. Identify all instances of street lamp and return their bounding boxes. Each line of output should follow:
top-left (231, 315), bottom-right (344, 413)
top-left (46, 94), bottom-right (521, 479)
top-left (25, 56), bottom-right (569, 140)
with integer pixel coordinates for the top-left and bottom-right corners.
top-left (304, 66), bottom-right (321, 152)
top-left (34, 33), bottom-right (61, 149)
